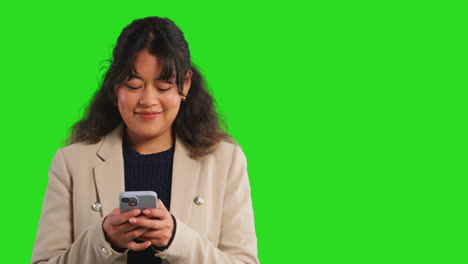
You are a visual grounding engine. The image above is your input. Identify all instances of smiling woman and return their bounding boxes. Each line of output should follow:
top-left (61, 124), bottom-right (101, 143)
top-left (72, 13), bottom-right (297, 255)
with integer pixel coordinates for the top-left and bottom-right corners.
top-left (115, 49), bottom-right (192, 154)
top-left (31, 16), bottom-right (259, 264)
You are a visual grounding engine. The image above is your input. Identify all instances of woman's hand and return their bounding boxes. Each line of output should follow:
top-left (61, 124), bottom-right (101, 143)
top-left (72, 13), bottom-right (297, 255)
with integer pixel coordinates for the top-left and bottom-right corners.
top-left (129, 199), bottom-right (174, 248)
top-left (102, 208), bottom-right (152, 251)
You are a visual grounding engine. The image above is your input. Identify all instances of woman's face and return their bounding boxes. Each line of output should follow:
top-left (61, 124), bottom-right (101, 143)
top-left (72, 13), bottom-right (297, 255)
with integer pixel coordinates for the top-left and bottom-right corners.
top-left (115, 49), bottom-right (191, 144)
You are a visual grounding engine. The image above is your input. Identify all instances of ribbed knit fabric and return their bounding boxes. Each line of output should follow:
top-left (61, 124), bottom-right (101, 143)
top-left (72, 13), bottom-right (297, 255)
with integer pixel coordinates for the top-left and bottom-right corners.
top-left (122, 138), bottom-right (174, 264)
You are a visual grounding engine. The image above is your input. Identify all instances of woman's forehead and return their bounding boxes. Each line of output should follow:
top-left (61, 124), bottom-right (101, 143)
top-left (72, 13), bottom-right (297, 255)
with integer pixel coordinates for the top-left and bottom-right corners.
top-left (129, 49), bottom-right (176, 81)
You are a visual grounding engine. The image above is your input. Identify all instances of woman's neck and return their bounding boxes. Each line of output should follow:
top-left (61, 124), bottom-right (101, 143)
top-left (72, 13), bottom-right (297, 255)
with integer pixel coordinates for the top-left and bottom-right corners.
top-left (124, 128), bottom-right (174, 155)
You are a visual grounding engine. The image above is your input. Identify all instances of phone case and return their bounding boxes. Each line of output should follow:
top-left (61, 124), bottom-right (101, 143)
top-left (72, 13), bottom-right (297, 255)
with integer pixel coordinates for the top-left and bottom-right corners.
top-left (119, 191), bottom-right (158, 213)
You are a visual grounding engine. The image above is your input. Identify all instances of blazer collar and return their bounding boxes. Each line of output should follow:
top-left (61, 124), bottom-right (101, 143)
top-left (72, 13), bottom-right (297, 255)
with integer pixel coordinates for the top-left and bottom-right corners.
top-left (93, 124), bottom-right (200, 223)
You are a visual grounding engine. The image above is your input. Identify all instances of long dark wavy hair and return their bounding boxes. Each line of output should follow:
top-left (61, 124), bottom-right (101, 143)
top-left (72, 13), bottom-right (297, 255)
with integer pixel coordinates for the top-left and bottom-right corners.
top-left (69, 16), bottom-right (231, 159)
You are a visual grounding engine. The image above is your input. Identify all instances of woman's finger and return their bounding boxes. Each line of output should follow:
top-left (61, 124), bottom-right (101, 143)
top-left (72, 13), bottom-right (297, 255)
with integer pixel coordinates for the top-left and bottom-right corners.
top-left (139, 229), bottom-right (169, 239)
top-left (116, 221), bottom-right (142, 234)
top-left (123, 226), bottom-right (150, 241)
top-left (126, 240), bottom-right (151, 251)
top-left (157, 199), bottom-right (168, 210)
top-left (141, 208), bottom-right (167, 219)
top-left (129, 217), bottom-right (166, 230)
top-left (110, 209), bottom-right (142, 226)
top-left (138, 229), bottom-right (172, 247)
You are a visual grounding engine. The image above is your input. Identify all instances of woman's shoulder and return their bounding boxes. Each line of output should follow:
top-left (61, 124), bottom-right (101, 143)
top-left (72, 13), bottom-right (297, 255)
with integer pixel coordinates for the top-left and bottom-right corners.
top-left (201, 139), bottom-right (246, 163)
top-left (61, 139), bottom-right (103, 156)
top-left (58, 124), bottom-right (123, 157)
top-left (46, 139), bottom-right (106, 177)
top-left (54, 139), bottom-right (105, 168)
top-left (212, 139), bottom-right (240, 153)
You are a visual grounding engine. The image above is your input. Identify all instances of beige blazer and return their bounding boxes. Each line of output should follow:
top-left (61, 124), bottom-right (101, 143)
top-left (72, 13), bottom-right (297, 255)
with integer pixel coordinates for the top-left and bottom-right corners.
top-left (31, 125), bottom-right (259, 264)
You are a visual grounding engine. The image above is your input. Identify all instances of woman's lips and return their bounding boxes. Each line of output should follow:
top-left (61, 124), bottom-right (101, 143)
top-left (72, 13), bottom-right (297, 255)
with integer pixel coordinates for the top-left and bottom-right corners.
top-left (135, 111), bottom-right (161, 120)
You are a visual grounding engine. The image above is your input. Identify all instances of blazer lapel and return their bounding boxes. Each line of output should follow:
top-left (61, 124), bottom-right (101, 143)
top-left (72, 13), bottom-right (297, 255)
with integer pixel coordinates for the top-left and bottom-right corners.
top-left (170, 138), bottom-right (200, 224)
top-left (94, 125), bottom-right (126, 217)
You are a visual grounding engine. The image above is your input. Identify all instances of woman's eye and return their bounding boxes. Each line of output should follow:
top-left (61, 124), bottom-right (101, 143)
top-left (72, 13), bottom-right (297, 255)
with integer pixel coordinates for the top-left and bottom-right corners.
top-left (125, 84), bottom-right (141, 90)
top-left (158, 86), bottom-right (173, 92)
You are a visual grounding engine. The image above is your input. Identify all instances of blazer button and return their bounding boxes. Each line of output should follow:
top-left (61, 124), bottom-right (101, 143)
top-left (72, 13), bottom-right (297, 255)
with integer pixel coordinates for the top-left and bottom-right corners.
top-left (92, 202), bottom-right (102, 212)
top-left (194, 196), bottom-right (204, 205)
top-left (101, 247), bottom-right (111, 256)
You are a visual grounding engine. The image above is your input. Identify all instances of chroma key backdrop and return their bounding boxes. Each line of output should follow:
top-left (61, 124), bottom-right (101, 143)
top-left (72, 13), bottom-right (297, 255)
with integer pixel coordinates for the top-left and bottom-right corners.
top-left (0, 1), bottom-right (465, 263)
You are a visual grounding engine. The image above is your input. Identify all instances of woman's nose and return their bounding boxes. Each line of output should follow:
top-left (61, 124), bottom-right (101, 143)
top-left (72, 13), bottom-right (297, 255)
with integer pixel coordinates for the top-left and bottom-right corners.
top-left (139, 86), bottom-right (159, 106)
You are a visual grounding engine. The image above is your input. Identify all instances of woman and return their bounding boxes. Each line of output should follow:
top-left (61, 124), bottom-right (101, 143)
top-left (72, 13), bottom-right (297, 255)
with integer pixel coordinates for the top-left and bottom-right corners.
top-left (31, 16), bottom-right (259, 264)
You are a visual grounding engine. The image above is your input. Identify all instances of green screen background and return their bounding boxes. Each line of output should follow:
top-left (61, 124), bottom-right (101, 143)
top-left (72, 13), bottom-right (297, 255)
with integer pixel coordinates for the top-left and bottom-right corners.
top-left (0, 1), bottom-right (465, 263)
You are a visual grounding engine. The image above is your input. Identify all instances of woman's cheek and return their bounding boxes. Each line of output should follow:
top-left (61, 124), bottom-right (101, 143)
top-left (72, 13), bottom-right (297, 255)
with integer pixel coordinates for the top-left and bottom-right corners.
top-left (166, 92), bottom-right (182, 107)
top-left (117, 89), bottom-right (136, 111)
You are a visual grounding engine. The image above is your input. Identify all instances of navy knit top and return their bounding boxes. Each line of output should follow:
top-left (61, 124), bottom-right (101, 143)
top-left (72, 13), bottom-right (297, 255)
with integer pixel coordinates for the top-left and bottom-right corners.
top-left (122, 138), bottom-right (175, 264)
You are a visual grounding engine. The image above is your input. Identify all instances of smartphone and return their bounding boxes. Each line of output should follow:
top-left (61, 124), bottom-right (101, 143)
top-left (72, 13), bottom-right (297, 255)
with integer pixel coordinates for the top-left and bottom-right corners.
top-left (119, 191), bottom-right (158, 214)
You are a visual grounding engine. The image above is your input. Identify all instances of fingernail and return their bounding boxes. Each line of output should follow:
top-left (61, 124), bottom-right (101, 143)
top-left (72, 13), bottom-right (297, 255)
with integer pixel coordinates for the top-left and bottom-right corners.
top-left (144, 210), bottom-right (150, 214)
top-left (134, 209), bottom-right (141, 215)
top-left (129, 218), bottom-right (137, 224)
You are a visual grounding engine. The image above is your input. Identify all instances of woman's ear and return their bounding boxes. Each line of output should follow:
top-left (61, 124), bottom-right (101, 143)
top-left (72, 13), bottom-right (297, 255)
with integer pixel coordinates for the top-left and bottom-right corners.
top-left (182, 69), bottom-right (193, 96)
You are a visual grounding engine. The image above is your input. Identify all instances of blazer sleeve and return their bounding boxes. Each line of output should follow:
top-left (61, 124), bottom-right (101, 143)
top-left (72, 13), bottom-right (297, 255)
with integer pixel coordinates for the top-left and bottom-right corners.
top-left (156, 145), bottom-right (260, 263)
top-left (31, 148), bottom-right (127, 264)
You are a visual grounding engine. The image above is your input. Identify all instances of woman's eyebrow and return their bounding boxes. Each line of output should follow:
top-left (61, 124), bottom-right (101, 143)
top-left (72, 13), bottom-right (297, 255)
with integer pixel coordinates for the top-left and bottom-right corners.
top-left (129, 74), bottom-right (169, 81)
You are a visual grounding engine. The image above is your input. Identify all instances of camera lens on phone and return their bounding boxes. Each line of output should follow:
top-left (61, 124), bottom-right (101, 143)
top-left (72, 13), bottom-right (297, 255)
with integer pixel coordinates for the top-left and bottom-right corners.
top-left (121, 198), bottom-right (129, 203)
